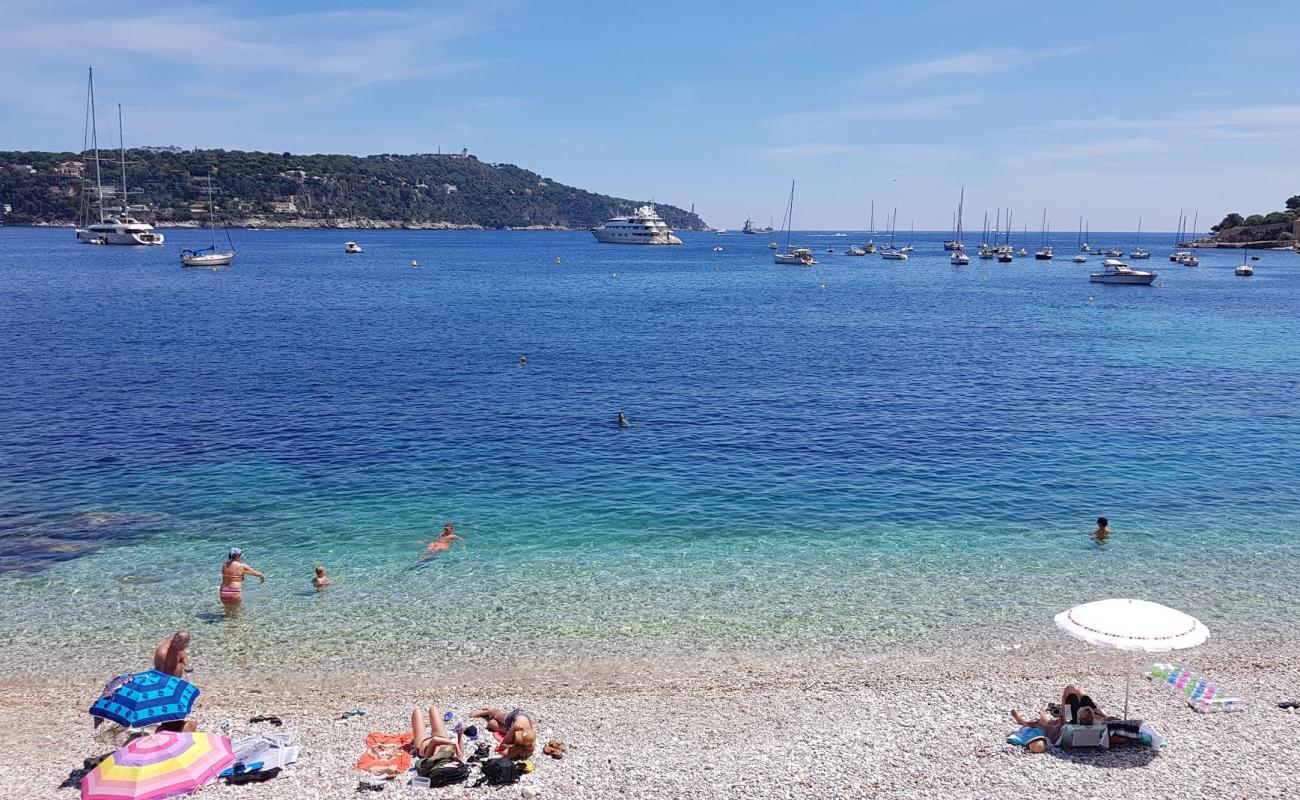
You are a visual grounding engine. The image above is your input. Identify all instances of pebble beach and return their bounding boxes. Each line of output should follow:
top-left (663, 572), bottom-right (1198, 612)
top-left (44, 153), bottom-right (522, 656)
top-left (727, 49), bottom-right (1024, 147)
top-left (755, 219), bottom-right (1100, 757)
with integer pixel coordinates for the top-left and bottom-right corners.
top-left (7, 632), bottom-right (1298, 800)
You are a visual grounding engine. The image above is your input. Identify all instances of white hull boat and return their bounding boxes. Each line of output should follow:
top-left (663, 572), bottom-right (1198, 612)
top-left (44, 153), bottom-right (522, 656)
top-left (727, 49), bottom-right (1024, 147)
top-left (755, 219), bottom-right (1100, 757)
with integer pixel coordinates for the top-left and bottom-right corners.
top-left (1090, 259), bottom-right (1156, 285)
top-left (592, 205), bottom-right (682, 245)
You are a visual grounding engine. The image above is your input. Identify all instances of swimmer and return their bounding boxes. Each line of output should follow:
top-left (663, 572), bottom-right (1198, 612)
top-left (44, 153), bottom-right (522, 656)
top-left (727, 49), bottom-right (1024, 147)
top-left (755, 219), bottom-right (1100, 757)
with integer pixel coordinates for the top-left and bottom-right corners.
top-left (153, 631), bottom-right (192, 678)
top-left (1093, 516), bottom-right (1111, 544)
top-left (518, 356), bottom-right (528, 366)
top-left (418, 523), bottom-right (466, 561)
top-left (220, 547), bottom-right (265, 606)
top-left (617, 412), bottom-right (631, 428)
top-left (312, 565), bottom-right (334, 590)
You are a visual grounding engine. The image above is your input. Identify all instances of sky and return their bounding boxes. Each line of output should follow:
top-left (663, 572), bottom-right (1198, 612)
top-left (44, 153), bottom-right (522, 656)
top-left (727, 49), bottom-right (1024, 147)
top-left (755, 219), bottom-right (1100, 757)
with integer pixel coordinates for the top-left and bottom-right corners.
top-left (3, 0), bottom-right (1299, 230)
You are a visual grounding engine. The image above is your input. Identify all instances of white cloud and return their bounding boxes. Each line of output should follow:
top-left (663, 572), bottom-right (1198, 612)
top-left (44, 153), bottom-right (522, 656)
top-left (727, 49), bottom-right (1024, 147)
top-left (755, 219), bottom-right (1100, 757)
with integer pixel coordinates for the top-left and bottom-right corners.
top-left (862, 46), bottom-right (1087, 85)
top-left (1007, 137), bottom-right (1167, 164)
top-left (758, 143), bottom-right (869, 158)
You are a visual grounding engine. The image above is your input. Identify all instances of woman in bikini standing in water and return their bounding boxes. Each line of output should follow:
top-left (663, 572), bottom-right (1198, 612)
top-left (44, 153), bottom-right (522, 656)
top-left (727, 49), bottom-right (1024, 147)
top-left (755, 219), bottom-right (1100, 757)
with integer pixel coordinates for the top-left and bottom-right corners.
top-left (220, 547), bottom-right (265, 607)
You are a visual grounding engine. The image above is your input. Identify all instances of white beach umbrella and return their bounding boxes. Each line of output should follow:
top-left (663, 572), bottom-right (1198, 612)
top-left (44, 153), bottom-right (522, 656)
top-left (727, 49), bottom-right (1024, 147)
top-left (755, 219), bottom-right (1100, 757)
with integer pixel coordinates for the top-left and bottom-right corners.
top-left (1054, 598), bottom-right (1209, 718)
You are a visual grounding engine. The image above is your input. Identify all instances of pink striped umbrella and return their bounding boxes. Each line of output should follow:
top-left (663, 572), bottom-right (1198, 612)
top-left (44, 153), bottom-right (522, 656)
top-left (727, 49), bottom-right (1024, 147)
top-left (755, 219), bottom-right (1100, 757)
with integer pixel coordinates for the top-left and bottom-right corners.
top-left (82, 732), bottom-right (234, 800)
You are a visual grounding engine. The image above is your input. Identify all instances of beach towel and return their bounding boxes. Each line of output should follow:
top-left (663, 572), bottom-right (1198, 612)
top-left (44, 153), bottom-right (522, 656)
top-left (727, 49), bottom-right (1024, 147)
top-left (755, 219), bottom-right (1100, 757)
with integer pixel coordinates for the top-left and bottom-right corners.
top-left (221, 731), bottom-right (300, 777)
top-left (356, 732), bottom-right (413, 774)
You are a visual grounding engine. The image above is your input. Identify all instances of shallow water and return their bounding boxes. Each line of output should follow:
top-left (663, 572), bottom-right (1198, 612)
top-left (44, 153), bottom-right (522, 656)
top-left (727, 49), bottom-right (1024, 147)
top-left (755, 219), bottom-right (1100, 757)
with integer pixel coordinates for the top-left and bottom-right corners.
top-left (1, 226), bottom-right (1297, 668)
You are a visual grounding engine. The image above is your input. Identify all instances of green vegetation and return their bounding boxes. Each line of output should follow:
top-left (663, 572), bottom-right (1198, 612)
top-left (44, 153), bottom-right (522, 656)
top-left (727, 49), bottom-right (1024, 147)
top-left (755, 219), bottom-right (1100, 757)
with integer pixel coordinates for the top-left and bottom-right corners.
top-left (0, 148), bottom-right (706, 230)
top-left (1212, 193), bottom-right (1297, 237)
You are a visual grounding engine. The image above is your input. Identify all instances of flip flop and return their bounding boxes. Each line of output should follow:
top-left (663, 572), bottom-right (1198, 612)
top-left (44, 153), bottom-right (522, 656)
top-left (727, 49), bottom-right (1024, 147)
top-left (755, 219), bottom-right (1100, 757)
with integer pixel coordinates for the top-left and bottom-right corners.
top-left (249, 715), bottom-right (283, 726)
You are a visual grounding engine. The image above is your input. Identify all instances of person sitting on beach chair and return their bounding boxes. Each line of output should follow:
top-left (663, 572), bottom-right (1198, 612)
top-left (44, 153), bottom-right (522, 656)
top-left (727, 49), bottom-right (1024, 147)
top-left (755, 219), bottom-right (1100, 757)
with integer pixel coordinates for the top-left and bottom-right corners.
top-left (1057, 707), bottom-right (1110, 748)
top-left (411, 705), bottom-right (465, 761)
top-left (469, 706), bottom-right (537, 759)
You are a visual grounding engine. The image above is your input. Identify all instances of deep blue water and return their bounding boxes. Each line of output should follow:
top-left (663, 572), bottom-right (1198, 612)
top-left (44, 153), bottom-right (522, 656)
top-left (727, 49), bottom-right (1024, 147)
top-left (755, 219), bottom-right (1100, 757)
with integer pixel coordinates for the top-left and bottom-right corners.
top-left (1, 226), bottom-right (1297, 666)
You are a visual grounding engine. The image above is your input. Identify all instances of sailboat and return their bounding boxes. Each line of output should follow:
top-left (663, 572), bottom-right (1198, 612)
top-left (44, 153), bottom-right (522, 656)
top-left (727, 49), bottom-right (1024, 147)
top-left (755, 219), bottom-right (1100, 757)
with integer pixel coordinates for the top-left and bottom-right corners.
top-left (944, 188), bottom-right (966, 251)
top-left (75, 71), bottom-right (164, 245)
top-left (902, 221), bottom-right (915, 253)
top-left (1034, 209), bottom-right (1053, 259)
top-left (950, 189), bottom-right (970, 264)
top-left (1235, 244), bottom-right (1254, 276)
top-left (774, 181), bottom-right (814, 266)
top-left (180, 172), bottom-right (236, 267)
top-left (1130, 217), bottom-right (1149, 259)
top-left (978, 211), bottom-right (995, 259)
top-left (881, 207), bottom-right (907, 259)
top-left (863, 202), bottom-right (877, 253)
top-left (1073, 217), bottom-right (1087, 262)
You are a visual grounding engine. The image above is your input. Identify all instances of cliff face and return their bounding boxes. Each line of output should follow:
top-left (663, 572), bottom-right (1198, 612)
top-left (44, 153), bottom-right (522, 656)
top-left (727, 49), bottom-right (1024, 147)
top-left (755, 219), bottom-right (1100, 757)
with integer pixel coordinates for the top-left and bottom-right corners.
top-left (0, 148), bottom-right (708, 231)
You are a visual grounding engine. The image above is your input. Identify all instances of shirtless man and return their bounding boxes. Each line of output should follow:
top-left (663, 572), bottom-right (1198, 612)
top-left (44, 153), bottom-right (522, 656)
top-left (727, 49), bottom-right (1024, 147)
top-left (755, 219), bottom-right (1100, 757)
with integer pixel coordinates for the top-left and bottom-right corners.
top-left (220, 547), bottom-right (265, 606)
top-left (1094, 516), bottom-right (1112, 544)
top-left (154, 631), bottom-right (192, 677)
top-left (417, 524), bottom-right (465, 561)
top-left (469, 706), bottom-right (537, 759)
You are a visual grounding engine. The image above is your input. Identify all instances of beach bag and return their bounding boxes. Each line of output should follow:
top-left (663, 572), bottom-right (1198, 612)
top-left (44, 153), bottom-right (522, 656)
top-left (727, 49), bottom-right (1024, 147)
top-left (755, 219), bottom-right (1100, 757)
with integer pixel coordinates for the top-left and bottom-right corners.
top-left (416, 757), bottom-right (469, 786)
top-left (476, 757), bottom-right (521, 785)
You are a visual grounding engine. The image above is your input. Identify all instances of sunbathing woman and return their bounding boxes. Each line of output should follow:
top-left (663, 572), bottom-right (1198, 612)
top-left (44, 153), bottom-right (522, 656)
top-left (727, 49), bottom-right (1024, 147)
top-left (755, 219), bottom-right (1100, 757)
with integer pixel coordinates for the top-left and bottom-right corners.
top-left (1011, 684), bottom-right (1115, 740)
top-left (411, 705), bottom-right (465, 762)
top-left (469, 706), bottom-right (537, 759)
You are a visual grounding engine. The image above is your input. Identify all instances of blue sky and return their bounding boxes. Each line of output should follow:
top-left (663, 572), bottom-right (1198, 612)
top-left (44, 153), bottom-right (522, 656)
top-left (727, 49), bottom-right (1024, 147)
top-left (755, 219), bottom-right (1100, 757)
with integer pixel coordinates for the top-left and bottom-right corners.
top-left (4, 0), bottom-right (1298, 229)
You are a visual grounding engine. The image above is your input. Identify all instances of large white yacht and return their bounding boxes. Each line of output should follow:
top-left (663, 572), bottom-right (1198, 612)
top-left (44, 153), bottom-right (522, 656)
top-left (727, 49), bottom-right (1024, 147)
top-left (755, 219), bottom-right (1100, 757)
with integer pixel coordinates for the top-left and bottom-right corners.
top-left (591, 205), bottom-right (682, 245)
top-left (1090, 259), bottom-right (1156, 285)
top-left (74, 70), bottom-right (164, 246)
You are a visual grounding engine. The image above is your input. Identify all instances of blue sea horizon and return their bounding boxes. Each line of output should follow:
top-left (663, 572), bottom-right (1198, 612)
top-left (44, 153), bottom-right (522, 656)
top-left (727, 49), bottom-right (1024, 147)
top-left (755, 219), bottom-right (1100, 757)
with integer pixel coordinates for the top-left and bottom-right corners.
top-left (1, 226), bottom-right (1297, 669)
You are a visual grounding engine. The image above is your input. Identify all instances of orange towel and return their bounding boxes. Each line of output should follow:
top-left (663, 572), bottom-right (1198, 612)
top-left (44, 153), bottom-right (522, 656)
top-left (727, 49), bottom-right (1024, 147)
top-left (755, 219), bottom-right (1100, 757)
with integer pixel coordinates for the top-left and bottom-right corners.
top-left (356, 731), bottom-right (413, 774)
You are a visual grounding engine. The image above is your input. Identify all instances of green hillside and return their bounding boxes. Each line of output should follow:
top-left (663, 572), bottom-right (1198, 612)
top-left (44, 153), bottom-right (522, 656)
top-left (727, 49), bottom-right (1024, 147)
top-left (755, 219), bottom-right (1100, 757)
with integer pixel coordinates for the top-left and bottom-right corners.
top-left (0, 148), bottom-right (706, 230)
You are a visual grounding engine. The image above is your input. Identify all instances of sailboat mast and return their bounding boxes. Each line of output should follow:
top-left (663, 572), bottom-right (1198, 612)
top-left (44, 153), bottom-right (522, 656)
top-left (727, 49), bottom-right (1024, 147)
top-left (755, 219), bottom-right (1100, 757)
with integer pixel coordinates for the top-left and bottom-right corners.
top-left (784, 180), bottom-right (795, 249)
top-left (1005, 210), bottom-right (1013, 246)
top-left (207, 173), bottom-right (217, 249)
top-left (1136, 216), bottom-right (1142, 247)
top-left (956, 187), bottom-right (964, 243)
top-left (117, 104), bottom-right (128, 218)
top-left (88, 68), bottom-right (104, 224)
top-left (869, 201), bottom-right (874, 236)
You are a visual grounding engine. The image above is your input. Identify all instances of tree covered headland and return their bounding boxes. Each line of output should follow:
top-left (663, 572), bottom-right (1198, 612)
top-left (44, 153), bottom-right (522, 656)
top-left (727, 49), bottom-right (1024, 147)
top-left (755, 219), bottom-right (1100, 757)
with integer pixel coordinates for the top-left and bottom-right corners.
top-left (0, 148), bottom-right (707, 230)
top-left (1211, 194), bottom-right (1300, 241)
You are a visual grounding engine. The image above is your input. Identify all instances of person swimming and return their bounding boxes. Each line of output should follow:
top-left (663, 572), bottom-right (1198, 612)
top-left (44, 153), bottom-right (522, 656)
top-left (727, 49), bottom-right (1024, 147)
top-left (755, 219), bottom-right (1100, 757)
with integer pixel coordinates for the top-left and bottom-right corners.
top-left (518, 356), bottom-right (528, 366)
top-left (417, 524), bottom-right (466, 561)
top-left (617, 412), bottom-right (631, 428)
top-left (1094, 516), bottom-right (1112, 544)
top-left (312, 565), bottom-right (334, 590)
top-left (220, 547), bottom-right (265, 606)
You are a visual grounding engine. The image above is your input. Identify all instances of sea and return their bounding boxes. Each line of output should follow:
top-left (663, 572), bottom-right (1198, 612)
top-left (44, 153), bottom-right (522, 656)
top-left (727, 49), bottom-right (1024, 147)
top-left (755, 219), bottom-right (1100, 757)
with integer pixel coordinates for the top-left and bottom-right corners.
top-left (1, 226), bottom-right (1297, 671)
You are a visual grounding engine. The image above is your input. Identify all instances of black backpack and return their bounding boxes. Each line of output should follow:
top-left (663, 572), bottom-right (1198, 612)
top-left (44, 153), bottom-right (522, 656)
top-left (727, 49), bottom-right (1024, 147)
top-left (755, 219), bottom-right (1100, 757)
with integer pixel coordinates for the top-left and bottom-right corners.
top-left (476, 757), bottom-right (521, 786)
top-left (416, 757), bottom-right (469, 787)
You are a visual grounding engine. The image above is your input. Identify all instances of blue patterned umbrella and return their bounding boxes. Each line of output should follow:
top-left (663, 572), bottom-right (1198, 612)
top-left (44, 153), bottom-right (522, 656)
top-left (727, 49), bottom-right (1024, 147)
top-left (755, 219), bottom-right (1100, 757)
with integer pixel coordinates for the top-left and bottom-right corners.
top-left (90, 670), bottom-right (200, 728)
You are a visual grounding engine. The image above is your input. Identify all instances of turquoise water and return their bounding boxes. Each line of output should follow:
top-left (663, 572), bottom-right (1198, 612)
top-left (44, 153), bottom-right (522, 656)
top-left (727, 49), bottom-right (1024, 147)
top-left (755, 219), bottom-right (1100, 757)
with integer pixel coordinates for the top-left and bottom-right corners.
top-left (1, 227), bottom-right (1297, 667)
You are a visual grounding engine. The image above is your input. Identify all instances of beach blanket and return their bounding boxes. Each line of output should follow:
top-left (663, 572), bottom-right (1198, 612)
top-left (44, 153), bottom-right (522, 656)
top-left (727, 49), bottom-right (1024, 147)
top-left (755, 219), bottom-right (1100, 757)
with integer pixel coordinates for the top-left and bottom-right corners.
top-left (1149, 662), bottom-right (1244, 713)
top-left (356, 732), bottom-right (413, 774)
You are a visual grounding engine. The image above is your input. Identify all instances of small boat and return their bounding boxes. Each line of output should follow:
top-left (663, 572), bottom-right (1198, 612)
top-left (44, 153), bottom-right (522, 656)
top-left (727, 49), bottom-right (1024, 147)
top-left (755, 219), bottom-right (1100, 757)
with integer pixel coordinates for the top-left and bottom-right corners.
top-left (768, 241), bottom-right (778, 250)
top-left (1130, 217), bottom-right (1149, 258)
top-left (950, 251), bottom-right (970, 265)
top-left (1018, 247), bottom-right (1028, 257)
top-left (881, 250), bottom-right (908, 260)
top-left (180, 173), bottom-right (236, 268)
top-left (1235, 247), bottom-right (1253, 276)
top-left (1034, 209), bottom-right (1052, 259)
top-left (1177, 252), bottom-right (1199, 266)
top-left (345, 241), bottom-right (363, 253)
top-left (845, 246), bottom-right (867, 256)
top-left (863, 241), bottom-right (877, 254)
top-left (1090, 259), bottom-right (1156, 285)
top-left (997, 249), bottom-right (1014, 263)
top-left (1073, 253), bottom-right (1087, 263)
top-left (712, 246), bottom-right (723, 252)
top-left (715, 228), bottom-right (728, 235)
top-left (901, 245), bottom-right (914, 253)
top-left (826, 247), bottom-right (835, 254)
top-left (946, 187), bottom-right (968, 253)
top-left (773, 181), bottom-right (814, 266)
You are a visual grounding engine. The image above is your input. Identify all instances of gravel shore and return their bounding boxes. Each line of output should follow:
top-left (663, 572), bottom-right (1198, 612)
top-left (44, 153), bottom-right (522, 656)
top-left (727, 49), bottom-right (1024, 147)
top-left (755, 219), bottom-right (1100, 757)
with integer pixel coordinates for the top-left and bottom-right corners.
top-left (5, 635), bottom-right (1298, 800)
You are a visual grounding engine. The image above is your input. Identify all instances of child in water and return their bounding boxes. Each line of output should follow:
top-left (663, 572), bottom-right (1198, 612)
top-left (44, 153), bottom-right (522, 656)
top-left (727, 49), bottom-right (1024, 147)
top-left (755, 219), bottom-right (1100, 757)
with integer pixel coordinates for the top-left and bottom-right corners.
top-left (1093, 517), bottom-right (1112, 544)
top-left (312, 565), bottom-right (334, 589)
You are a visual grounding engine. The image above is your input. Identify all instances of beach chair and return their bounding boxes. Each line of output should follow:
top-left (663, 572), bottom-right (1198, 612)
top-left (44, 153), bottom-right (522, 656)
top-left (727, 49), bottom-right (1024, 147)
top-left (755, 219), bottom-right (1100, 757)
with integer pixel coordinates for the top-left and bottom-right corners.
top-left (1059, 723), bottom-right (1108, 749)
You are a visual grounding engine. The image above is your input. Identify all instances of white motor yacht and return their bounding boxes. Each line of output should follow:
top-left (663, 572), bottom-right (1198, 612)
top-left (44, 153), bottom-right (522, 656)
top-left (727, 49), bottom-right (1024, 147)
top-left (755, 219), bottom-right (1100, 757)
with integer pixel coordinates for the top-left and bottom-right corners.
top-left (881, 250), bottom-right (908, 260)
top-left (591, 205), bottom-right (682, 245)
top-left (845, 246), bottom-right (867, 256)
top-left (1090, 259), bottom-right (1156, 285)
top-left (1130, 248), bottom-right (1150, 259)
top-left (950, 251), bottom-right (970, 265)
top-left (768, 242), bottom-right (778, 250)
top-left (79, 217), bottom-right (165, 245)
top-left (345, 241), bottom-right (363, 253)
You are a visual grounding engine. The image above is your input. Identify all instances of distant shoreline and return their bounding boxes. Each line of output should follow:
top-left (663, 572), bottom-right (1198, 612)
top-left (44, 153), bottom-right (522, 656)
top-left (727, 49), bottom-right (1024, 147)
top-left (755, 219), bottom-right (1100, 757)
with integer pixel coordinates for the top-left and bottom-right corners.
top-left (16, 219), bottom-right (582, 231)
